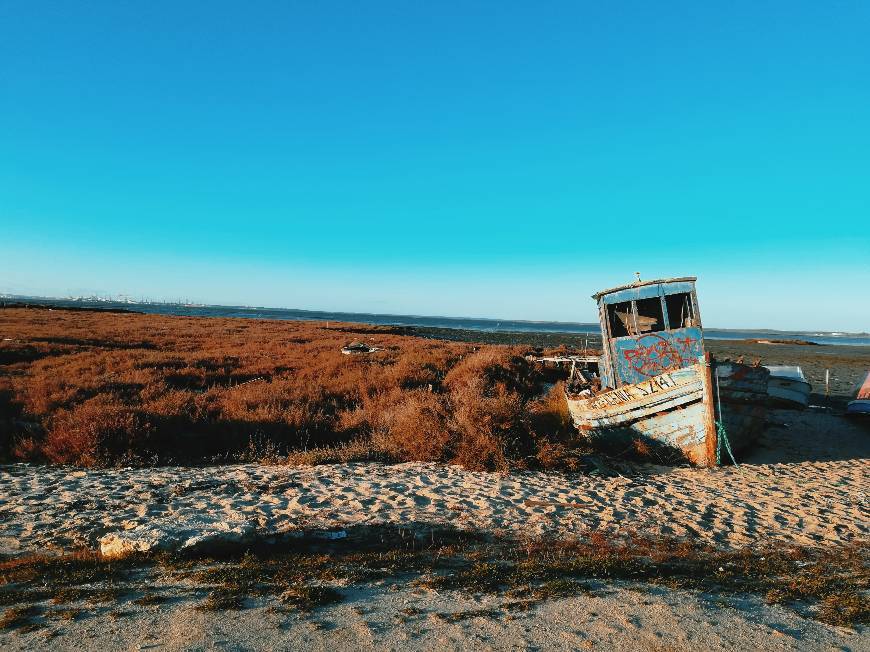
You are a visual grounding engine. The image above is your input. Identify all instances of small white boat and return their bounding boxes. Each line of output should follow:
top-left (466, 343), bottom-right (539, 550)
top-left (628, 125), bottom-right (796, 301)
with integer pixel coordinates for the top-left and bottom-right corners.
top-left (764, 365), bottom-right (811, 409)
top-left (847, 370), bottom-right (870, 416)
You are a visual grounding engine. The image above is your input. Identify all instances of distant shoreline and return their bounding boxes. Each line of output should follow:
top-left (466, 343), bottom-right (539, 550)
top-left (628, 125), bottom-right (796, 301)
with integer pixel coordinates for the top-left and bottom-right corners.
top-left (0, 301), bottom-right (141, 315)
top-left (2, 295), bottom-right (868, 346)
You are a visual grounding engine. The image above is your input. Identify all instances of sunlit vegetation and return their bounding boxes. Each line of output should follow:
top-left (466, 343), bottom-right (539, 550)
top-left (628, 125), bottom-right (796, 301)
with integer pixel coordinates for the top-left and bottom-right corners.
top-left (0, 308), bottom-right (578, 470)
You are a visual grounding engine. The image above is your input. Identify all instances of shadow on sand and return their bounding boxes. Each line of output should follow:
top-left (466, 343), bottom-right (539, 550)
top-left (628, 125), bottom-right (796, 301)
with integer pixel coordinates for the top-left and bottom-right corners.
top-left (745, 404), bottom-right (870, 465)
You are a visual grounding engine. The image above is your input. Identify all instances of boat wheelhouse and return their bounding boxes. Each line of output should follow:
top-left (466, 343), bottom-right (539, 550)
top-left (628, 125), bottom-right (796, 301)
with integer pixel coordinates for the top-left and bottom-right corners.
top-left (595, 276), bottom-right (704, 389)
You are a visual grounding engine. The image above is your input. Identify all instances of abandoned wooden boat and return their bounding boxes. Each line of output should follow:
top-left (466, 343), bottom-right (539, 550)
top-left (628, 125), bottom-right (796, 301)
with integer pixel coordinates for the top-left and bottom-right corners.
top-left (764, 365), bottom-right (811, 408)
top-left (846, 370), bottom-right (870, 416)
top-left (566, 277), bottom-right (768, 466)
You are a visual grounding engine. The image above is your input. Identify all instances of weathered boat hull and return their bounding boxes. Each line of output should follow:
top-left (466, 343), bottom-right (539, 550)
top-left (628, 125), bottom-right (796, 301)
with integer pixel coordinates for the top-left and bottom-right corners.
top-left (763, 366), bottom-right (811, 409)
top-left (713, 362), bottom-right (770, 456)
top-left (846, 400), bottom-right (870, 415)
top-left (767, 379), bottom-right (811, 408)
top-left (567, 358), bottom-right (768, 466)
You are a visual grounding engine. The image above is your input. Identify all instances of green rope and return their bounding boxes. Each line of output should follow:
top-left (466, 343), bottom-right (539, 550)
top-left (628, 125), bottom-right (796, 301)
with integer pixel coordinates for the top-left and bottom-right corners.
top-left (713, 362), bottom-right (739, 468)
top-left (716, 420), bottom-right (739, 467)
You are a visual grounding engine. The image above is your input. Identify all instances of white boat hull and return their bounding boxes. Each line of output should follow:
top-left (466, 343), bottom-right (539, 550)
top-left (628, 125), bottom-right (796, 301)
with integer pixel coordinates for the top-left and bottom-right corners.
top-left (767, 378), bottom-right (811, 408)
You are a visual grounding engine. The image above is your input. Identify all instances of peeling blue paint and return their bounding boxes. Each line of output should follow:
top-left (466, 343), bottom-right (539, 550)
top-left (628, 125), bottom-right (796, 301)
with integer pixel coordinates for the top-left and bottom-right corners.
top-left (597, 281), bottom-right (696, 306)
top-left (612, 327), bottom-right (704, 386)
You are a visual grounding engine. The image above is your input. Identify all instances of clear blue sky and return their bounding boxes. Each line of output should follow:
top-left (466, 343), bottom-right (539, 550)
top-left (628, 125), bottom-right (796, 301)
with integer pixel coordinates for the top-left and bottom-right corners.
top-left (1, 2), bottom-right (868, 331)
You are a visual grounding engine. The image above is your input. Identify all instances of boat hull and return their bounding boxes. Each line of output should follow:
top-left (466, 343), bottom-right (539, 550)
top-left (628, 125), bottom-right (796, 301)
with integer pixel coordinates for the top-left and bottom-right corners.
top-left (763, 366), bottom-right (811, 409)
top-left (847, 370), bottom-right (870, 416)
top-left (567, 358), bottom-right (768, 466)
top-left (767, 378), bottom-right (811, 408)
top-left (847, 400), bottom-right (870, 415)
top-left (713, 362), bottom-right (771, 456)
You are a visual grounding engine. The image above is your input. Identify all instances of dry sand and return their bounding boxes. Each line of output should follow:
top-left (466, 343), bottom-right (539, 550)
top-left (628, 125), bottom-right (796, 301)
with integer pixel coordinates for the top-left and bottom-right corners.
top-left (4, 578), bottom-right (865, 652)
top-left (1, 410), bottom-right (867, 557)
top-left (1, 408), bottom-right (868, 650)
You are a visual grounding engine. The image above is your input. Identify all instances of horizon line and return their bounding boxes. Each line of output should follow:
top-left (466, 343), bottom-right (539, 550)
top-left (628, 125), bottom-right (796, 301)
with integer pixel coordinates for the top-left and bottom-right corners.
top-left (3, 293), bottom-right (867, 338)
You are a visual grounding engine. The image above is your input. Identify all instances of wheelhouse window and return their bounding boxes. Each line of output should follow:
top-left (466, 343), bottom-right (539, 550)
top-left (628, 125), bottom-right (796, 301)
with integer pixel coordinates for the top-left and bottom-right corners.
top-left (665, 292), bottom-right (697, 329)
top-left (633, 297), bottom-right (665, 334)
top-left (607, 301), bottom-right (634, 337)
top-left (608, 299), bottom-right (665, 337)
top-left (607, 292), bottom-right (695, 337)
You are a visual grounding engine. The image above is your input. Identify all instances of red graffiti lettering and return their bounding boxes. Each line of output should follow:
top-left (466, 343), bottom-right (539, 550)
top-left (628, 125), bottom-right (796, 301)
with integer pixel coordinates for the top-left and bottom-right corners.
top-left (621, 335), bottom-right (698, 378)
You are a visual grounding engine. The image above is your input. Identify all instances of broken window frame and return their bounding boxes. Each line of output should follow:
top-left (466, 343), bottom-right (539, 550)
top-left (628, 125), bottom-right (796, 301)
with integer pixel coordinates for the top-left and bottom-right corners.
top-left (633, 296), bottom-right (667, 334)
top-left (607, 301), bottom-right (635, 338)
top-left (605, 291), bottom-right (701, 339)
top-left (664, 292), bottom-right (698, 330)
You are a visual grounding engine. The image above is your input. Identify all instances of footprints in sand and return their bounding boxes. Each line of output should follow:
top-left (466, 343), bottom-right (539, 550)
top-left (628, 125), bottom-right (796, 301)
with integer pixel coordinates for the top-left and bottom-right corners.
top-left (1, 449), bottom-right (868, 556)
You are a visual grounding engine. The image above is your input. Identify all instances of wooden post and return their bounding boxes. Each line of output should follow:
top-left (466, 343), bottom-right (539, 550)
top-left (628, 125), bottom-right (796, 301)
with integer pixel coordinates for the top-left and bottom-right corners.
top-left (825, 369), bottom-right (830, 397)
top-left (700, 353), bottom-right (718, 467)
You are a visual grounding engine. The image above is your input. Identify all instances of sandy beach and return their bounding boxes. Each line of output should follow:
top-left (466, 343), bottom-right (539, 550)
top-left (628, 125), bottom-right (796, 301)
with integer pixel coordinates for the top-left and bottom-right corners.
top-left (1, 409), bottom-right (868, 558)
top-left (2, 405), bottom-right (868, 650)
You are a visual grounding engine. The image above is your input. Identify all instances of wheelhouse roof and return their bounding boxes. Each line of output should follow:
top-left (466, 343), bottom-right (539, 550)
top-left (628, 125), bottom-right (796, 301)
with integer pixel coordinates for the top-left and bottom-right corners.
top-left (592, 277), bottom-right (697, 300)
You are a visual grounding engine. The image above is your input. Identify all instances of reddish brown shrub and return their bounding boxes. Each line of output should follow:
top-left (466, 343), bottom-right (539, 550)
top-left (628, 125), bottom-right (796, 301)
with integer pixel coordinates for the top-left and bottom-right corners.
top-left (44, 398), bottom-right (156, 466)
top-left (443, 349), bottom-right (539, 471)
top-left (370, 388), bottom-right (451, 461)
top-left (0, 308), bottom-right (559, 469)
top-left (528, 381), bottom-right (572, 437)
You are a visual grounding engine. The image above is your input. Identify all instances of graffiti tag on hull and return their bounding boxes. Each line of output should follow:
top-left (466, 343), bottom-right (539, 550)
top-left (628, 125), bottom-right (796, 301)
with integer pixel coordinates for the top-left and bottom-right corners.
top-left (586, 369), bottom-right (696, 410)
top-left (620, 333), bottom-right (700, 378)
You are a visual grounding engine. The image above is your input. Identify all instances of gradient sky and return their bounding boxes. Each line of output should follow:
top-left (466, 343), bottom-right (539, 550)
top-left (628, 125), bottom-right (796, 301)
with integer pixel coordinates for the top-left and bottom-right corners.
top-left (1, 2), bottom-right (868, 330)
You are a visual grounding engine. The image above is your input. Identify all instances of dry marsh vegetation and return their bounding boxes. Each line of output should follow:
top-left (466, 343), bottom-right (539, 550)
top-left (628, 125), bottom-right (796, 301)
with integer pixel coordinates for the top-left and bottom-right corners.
top-left (0, 527), bottom-right (866, 631)
top-left (0, 308), bottom-right (576, 469)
